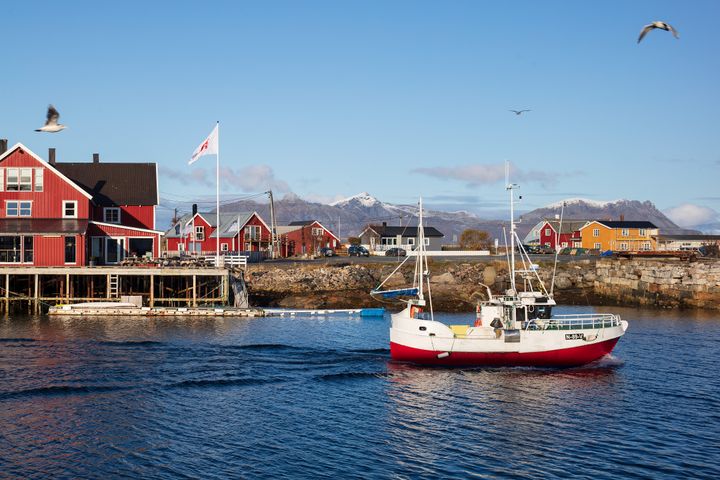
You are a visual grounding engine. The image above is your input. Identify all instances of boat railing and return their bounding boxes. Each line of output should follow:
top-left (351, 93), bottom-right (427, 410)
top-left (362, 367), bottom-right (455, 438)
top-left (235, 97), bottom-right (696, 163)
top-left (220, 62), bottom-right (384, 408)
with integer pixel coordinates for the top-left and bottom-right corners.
top-left (525, 313), bottom-right (621, 331)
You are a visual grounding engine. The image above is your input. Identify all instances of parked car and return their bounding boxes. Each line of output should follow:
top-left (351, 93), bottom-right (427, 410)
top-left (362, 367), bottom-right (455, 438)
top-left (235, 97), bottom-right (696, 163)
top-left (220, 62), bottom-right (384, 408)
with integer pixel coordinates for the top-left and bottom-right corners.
top-left (319, 247), bottom-right (335, 257)
top-left (385, 247), bottom-right (406, 257)
top-left (348, 245), bottom-right (370, 257)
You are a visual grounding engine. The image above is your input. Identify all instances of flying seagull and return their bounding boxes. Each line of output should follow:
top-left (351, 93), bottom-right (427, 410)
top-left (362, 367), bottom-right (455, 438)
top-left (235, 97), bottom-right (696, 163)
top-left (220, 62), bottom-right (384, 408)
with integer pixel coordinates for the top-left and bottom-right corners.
top-left (509, 109), bottom-right (531, 115)
top-left (35, 105), bottom-right (66, 133)
top-left (637, 21), bottom-right (679, 43)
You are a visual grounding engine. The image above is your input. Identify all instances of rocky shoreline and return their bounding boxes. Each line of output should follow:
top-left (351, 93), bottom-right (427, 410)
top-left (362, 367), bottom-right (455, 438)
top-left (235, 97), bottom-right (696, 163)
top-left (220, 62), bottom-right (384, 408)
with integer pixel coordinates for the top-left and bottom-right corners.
top-left (244, 257), bottom-right (720, 311)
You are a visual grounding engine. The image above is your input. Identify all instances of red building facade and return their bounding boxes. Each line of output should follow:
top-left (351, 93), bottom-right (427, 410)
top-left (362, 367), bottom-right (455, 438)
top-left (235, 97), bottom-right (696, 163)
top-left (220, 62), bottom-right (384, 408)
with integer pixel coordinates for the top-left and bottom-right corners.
top-left (165, 211), bottom-right (272, 255)
top-left (537, 220), bottom-right (586, 249)
top-left (278, 221), bottom-right (340, 257)
top-left (0, 142), bottom-right (161, 266)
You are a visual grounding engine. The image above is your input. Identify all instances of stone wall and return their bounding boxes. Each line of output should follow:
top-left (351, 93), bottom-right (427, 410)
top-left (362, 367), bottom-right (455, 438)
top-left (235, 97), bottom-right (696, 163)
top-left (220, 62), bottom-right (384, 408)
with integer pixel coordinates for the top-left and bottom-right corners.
top-left (242, 258), bottom-right (720, 311)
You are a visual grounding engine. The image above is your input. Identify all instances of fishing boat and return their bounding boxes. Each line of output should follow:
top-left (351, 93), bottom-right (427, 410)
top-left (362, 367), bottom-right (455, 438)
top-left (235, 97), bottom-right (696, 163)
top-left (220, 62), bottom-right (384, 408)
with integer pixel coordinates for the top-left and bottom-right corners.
top-left (372, 173), bottom-right (628, 367)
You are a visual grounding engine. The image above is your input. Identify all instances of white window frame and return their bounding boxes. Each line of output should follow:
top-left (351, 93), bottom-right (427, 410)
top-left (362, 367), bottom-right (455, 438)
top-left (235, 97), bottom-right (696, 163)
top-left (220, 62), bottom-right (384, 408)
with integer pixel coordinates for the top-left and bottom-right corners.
top-left (620, 242), bottom-right (628, 250)
top-left (407, 238), bottom-right (415, 245)
top-left (6, 168), bottom-right (19, 191)
top-left (195, 225), bottom-right (205, 241)
top-left (178, 243), bottom-right (185, 252)
top-left (6, 200), bottom-right (32, 217)
top-left (621, 228), bottom-right (629, 237)
top-left (424, 238), bottom-right (430, 246)
top-left (0, 168), bottom-right (4, 191)
top-left (221, 243), bottom-right (229, 252)
top-left (593, 228), bottom-right (600, 237)
top-left (62, 200), bottom-right (78, 219)
top-left (311, 227), bottom-right (324, 237)
top-left (594, 242), bottom-right (601, 249)
top-left (639, 229), bottom-right (646, 237)
top-left (545, 228), bottom-right (551, 236)
top-left (103, 207), bottom-right (121, 224)
top-left (34, 168), bottom-right (44, 192)
top-left (19, 168), bottom-right (32, 191)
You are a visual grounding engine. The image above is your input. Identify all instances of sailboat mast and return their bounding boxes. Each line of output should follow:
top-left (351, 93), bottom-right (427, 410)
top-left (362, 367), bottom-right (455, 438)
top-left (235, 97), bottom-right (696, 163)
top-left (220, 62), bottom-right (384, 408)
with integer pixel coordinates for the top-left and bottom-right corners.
top-left (417, 197), bottom-right (425, 301)
top-left (507, 163), bottom-right (517, 293)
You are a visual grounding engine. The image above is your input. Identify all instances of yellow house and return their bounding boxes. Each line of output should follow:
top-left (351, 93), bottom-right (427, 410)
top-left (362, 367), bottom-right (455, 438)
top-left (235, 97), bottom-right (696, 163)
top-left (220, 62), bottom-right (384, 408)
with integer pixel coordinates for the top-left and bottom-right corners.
top-left (579, 221), bottom-right (658, 251)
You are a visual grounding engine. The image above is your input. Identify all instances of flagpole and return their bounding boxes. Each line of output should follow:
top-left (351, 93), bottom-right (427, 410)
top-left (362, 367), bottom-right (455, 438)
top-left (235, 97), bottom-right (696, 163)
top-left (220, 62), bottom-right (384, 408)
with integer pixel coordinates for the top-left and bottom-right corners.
top-left (216, 121), bottom-right (220, 266)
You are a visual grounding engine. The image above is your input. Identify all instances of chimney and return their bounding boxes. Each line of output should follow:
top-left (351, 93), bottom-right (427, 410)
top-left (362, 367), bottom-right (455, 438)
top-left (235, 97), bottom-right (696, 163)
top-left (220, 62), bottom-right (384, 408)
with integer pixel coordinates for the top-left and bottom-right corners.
top-left (0, 139), bottom-right (7, 155)
top-left (619, 214), bottom-right (625, 222)
top-left (192, 203), bottom-right (198, 215)
top-left (49, 148), bottom-right (56, 165)
top-left (93, 153), bottom-right (100, 164)
top-left (382, 221), bottom-right (387, 227)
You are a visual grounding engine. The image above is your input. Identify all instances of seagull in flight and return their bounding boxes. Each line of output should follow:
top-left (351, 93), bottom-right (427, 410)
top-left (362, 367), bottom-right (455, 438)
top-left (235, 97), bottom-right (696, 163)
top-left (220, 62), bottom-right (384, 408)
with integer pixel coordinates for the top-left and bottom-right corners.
top-left (509, 109), bottom-right (531, 116)
top-left (638, 21), bottom-right (679, 43)
top-left (35, 105), bottom-right (67, 133)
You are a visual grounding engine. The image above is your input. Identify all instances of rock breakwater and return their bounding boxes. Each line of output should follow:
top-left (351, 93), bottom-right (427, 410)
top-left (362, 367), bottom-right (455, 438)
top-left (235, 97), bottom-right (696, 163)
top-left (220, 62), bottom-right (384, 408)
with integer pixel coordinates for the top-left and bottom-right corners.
top-left (243, 258), bottom-right (720, 311)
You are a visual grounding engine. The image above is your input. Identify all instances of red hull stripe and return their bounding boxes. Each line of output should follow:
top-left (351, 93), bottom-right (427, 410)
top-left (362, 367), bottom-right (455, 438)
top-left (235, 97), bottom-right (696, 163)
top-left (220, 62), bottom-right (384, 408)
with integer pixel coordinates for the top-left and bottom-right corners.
top-left (390, 337), bottom-right (620, 367)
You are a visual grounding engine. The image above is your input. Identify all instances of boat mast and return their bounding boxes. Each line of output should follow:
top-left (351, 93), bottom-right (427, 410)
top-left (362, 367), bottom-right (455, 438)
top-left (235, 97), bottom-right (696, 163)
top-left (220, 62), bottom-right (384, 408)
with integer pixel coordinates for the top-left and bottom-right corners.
top-left (417, 197), bottom-right (425, 301)
top-left (506, 162), bottom-right (517, 293)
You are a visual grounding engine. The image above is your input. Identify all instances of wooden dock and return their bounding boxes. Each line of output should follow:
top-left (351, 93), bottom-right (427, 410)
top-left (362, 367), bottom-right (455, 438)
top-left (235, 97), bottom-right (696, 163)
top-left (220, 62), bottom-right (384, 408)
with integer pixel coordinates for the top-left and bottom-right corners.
top-left (48, 304), bottom-right (265, 317)
top-left (0, 266), bottom-right (238, 314)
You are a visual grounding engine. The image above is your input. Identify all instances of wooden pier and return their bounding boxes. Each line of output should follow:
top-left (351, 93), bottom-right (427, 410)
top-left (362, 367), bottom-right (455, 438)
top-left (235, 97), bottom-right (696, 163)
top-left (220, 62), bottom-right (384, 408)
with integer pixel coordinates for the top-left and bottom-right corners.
top-left (0, 266), bottom-right (238, 314)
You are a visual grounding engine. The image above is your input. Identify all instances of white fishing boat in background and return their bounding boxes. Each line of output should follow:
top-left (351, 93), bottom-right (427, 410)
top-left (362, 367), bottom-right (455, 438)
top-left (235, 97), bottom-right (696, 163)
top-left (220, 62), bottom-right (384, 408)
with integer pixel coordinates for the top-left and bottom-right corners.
top-left (372, 168), bottom-right (628, 367)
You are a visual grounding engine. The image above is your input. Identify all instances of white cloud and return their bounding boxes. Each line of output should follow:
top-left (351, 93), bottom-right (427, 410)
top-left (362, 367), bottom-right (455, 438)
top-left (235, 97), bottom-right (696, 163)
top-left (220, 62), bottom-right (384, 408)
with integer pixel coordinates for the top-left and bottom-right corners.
top-left (411, 162), bottom-right (569, 188)
top-left (664, 203), bottom-right (719, 228)
top-left (220, 165), bottom-right (291, 193)
top-left (161, 164), bottom-right (291, 193)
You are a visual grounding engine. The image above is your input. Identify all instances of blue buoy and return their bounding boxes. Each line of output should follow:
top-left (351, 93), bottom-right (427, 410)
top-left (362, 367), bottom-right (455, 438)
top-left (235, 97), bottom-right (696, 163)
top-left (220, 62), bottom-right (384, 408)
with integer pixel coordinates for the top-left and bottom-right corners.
top-left (360, 308), bottom-right (386, 317)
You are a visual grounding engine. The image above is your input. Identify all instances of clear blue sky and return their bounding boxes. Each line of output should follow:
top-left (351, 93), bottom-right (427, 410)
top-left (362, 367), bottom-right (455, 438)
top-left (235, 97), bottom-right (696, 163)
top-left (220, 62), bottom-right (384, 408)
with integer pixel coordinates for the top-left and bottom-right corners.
top-left (2, 1), bottom-right (719, 228)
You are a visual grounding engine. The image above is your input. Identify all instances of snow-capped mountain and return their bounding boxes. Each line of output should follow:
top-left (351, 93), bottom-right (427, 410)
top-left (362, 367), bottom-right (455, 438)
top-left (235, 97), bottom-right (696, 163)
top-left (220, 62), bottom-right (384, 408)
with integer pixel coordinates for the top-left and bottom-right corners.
top-left (169, 194), bottom-right (697, 243)
top-left (518, 199), bottom-right (698, 237)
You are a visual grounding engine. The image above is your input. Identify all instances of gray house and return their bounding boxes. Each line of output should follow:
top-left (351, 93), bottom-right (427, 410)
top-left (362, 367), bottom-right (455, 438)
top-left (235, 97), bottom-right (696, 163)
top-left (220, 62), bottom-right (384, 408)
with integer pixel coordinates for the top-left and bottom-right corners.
top-left (359, 222), bottom-right (444, 252)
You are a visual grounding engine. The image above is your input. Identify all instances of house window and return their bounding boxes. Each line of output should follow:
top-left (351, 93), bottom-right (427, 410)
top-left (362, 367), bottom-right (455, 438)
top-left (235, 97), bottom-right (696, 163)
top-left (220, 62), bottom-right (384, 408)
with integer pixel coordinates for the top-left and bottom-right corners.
top-left (545, 228), bottom-right (550, 236)
top-left (573, 241), bottom-right (582, 248)
top-left (620, 243), bottom-right (628, 250)
top-left (221, 243), bottom-right (229, 252)
top-left (621, 229), bottom-right (629, 236)
top-left (178, 243), bottom-right (185, 252)
top-left (594, 242), bottom-right (601, 249)
top-left (639, 229), bottom-right (646, 237)
top-left (104, 207), bottom-right (121, 224)
top-left (593, 228), bottom-right (600, 237)
top-left (407, 238), bottom-right (415, 245)
top-left (6, 201), bottom-right (32, 217)
top-left (244, 225), bottom-right (261, 240)
top-left (64, 236), bottom-right (76, 263)
top-left (175, 224), bottom-right (181, 235)
top-left (561, 242), bottom-right (568, 248)
top-left (63, 201), bottom-right (77, 218)
top-left (641, 242), bottom-right (651, 251)
top-left (195, 226), bottom-right (205, 241)
top-left (312, 227), bottom-right (324, 237)
top-left (23, 236), bottom-right (33, 263)
top-left (6, 168), bottom-right (32, 191)
top-left (34, 168), bottom-right (44, 192)
top-left (0, 236), bottom-right (22, 263)
top-left (424, 238), bottom-right (430, 246)
top-left (0, 168), bottom-right (4, 191)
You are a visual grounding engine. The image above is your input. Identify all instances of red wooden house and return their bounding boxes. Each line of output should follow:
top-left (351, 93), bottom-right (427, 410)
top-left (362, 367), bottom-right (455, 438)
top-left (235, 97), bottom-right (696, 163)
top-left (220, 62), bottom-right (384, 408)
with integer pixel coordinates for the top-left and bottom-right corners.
top-left (0, 142), bottom-right (162, 266)
top-left (277, 220), bottom-right (340, 257)
top-left (165, 209), bottom-right (272, 255)
top-left (537, 219), bottom-right (587, 250)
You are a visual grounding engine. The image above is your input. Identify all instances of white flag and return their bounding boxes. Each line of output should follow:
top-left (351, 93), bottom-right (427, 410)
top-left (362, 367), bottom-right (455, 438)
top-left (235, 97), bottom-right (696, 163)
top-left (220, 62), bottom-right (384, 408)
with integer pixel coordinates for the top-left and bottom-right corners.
top-left (189, 124), bottom-right (219, 165)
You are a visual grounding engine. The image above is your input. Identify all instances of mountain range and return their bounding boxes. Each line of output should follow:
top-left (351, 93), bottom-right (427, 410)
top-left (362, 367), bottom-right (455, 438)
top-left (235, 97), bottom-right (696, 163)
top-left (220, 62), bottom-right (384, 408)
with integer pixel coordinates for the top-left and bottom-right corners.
top-left (216, 193), bottom-right (698, 242)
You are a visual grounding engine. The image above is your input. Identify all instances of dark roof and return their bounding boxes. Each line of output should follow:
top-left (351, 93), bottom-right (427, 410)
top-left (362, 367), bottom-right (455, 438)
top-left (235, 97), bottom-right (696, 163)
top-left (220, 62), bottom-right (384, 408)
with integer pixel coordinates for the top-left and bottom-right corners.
top-left (288, 220), bottom-right (314, 226)
top-left (55, 162), bottom-right (157, 206)
top-left (659, 234), bottom-right (720, 240)
top-left (595, 221), bottom-right (657, 229)
top-left (542, 219), bottom-right (590, 234)
top-left (366, 225), bottom-right (444, 238)
top-left (0, 219), bottom-right (88, 234)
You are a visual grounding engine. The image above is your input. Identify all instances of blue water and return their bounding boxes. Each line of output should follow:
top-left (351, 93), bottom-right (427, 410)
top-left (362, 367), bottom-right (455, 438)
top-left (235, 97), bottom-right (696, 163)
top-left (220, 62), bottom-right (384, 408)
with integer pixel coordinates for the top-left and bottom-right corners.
top-left (1, 306), bottom-right (719, 479)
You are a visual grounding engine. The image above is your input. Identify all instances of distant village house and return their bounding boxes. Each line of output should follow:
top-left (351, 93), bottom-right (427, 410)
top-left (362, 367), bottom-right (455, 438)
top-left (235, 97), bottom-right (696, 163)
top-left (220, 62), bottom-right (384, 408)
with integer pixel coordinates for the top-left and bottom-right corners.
top-left (276, 220), bottom-right (340, 257)
top-left (359, 222), bottom-right (444, 252)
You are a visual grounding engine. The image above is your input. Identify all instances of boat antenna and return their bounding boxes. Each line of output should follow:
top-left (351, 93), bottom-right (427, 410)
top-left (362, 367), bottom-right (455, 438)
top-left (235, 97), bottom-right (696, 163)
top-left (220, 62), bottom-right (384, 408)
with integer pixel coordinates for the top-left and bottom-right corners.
top-left (506, 161), bottom-right (518, 293)
top-left (550, 201), bottom-right (565, 298)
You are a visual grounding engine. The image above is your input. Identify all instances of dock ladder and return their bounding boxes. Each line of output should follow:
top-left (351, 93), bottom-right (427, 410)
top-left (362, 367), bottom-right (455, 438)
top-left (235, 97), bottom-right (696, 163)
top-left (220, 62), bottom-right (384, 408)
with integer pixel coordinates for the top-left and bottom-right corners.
top-left (109, 274), bottom-right (119, 297)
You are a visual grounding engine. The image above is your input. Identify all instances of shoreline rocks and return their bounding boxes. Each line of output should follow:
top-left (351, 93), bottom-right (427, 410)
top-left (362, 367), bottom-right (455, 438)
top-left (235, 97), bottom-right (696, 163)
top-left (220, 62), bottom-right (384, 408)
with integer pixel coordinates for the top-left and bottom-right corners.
top-left (243, 258), bottom-right (720, 311)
